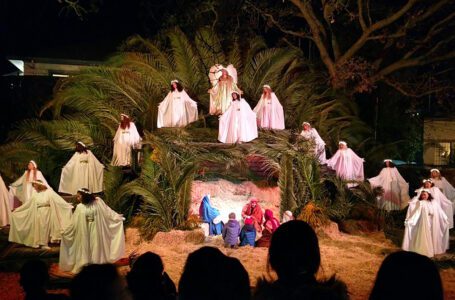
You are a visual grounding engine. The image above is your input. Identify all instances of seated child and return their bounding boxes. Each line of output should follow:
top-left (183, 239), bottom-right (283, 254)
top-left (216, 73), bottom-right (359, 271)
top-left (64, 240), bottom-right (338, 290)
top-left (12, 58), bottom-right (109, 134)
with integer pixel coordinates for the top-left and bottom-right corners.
top-left (222, 212), bottom-right (241, 248)
top-left (239, 217), bottom-right (256, 247)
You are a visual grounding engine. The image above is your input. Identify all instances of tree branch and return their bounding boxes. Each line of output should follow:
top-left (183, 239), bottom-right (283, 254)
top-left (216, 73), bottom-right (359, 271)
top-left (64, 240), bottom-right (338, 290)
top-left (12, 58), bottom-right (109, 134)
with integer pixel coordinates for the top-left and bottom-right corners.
top-left (383, 77), bottom-right (454, 98)
top-left (358, 0), bottom-right (367, 32)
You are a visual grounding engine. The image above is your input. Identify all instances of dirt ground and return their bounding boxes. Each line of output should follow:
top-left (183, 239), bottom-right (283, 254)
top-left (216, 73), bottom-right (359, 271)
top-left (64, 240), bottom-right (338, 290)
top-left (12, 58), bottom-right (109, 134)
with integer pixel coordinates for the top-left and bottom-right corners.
top-left (124, 227), bottom-right (455, 300)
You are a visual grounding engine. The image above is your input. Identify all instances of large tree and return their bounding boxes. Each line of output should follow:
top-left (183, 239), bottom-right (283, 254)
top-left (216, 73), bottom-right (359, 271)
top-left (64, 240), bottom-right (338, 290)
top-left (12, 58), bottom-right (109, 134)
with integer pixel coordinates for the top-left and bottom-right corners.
top-left (246, 0), bottom-right (455, 96)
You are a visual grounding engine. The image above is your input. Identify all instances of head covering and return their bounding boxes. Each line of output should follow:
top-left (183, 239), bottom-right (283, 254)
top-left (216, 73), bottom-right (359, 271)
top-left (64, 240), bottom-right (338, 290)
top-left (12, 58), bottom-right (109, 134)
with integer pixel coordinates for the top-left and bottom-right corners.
top-left (171, 79), bottom-right (179, 84)
top-left (422, 178), bottom-right (433, 184)
top-left (282, 210), bottom-right (294, 223)
top-left (339, 141), bottom-right (347, 146)
top-left (430, 168), bottom-right (440, 173)
top-left (249, 198), bottom-right (258, 204)
top-left (199, 195), bottom-right (220, 223)
top-left (120, 113), bottom-right (129, 119)
top-left (244, 217), bottom-right (253, 225)
top-left (383, 159), bottom-right (392, 163)
top-left (263, 84), bottom-right (271, 89)
top-left (302, 122), bottom-right (311, 126)
top-left (78, 188), bottom-right (91, 194)
top-left (419, 188), bottom-right (432, 195)
top-left (29, 160), bottom-right (37, 169)
top-left (264, 209), bottom-right (279, 232)
top-left (232, 91), bottom-right (241, 97)
top-left (31, 179), bottom-right (46, 187)
top-left (77, 141), bottom-right (86, 148)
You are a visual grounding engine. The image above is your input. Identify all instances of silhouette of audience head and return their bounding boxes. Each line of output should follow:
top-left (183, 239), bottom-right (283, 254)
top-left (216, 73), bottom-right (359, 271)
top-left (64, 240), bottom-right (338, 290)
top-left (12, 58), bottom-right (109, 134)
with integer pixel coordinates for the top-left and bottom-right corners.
top-left (71, 264), bottom-right (128, 300)
top-left (369, 251), bottom-right (443, 300)
top-left (179, 246), bottom-right (250, 300)
top-left (20, 259), bottom-right (49, 296)
top-left (268, 220), bottom-right (320, 281)
top-left (127, 251), bottom-right (176, 300)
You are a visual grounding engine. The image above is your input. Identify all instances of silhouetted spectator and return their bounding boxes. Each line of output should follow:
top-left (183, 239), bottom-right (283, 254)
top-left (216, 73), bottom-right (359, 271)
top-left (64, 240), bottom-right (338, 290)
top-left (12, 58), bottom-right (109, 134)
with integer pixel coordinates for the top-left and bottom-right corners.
top-left (20, 259), bottom-right (68, 300)
top-left (369, 251), bottom-right (443, 300)
top-left (239, 217), bottom-right (256, 247)
top-left (126, 252), bottom-right (176, 300)
top-left (179, 246), bottom-right (250, 300)
top-left (70, 264), bottom-right (130, 300)
top-left (253, 220), bottom-right (348, 300)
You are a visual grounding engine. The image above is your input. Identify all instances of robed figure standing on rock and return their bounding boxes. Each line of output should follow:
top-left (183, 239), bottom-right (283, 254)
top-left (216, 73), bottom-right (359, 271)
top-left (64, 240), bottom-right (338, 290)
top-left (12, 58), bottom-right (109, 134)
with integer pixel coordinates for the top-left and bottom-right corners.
top-left (208, 64), bottom-right (242, 115)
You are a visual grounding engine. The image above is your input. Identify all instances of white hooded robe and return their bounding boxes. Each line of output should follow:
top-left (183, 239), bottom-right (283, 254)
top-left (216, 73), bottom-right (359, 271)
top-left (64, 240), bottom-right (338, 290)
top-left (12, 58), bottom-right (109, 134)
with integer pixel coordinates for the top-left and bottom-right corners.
top-left (111, 122), bottom-right (142, 166)
top-left (218, 98), bottom-right (258, 144)
top-left (327, 148), bottom-right (364, 185)
top-left (300, 128), bottom-right (327, 164)
top-left (59, 150), bottom-right (104, 195)
top-left (157, 90), bottom-right (198, 128)
top-left (369, 167), bottom-right (410, 211)
top-left (0, 175), bottom-right (11, 227)
top-left (59, 197), bottom-right (125, 273)
top-left (253, 92), bottom-right (285, 130)
top-left (9, 170), bottom-right (50, 206)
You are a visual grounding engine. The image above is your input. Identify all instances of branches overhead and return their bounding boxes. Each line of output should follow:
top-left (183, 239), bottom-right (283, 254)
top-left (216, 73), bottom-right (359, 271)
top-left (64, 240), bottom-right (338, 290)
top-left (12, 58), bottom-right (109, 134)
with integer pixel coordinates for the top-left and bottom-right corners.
top-left (246, 0), bottom-right (455, 95)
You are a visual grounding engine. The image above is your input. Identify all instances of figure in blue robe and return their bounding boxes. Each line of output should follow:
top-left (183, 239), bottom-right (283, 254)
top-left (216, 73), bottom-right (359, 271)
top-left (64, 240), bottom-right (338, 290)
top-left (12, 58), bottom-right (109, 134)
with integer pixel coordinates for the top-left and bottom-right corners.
top-left (199, 195), bottom-right (223, 235)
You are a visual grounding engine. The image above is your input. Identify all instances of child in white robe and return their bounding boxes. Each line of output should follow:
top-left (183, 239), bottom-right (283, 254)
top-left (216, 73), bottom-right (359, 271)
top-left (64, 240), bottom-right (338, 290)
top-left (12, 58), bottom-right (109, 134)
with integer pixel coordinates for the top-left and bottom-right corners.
top-left (253, 85), bottom-right (285, 130)
top-left (326, 141), bottom-right (364, 186)
top-left (0, 174), bottom-right (11, 227)
top-left (59, 141), bottom-right (104, 195)
top-left (430, 168), bottom-right (455, 202)
top-left (368, 159), bottom-right (410, 211)
top-left (111, 114), bottom-right (142, 167)
top-left (9, 160), bottom-right (50, 207)
top-left (9, 180), bottom-right (73, 249)
top-left (300, 122), bottom-right (327, 164)
top-left (402, 189), bottom-right (449, 258)
top-left (59, 188), bottom-right (125, 273)
top-left (416, 179), bottom-right (454, 229)
top-left (157, 80), bottom-right (198, 128)
top-left (218, 91), bottom-right (258, 144)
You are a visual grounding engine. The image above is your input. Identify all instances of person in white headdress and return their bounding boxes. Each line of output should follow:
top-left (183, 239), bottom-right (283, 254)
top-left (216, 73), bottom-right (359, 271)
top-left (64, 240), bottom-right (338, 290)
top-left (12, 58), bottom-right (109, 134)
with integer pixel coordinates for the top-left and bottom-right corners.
top-left (430, 168), bottom-right (455, 202)
top-left (218, 91), bottom-right (258, 144)
top-left (368, 159), bottom-right (410, 211)
top-left (0, 174), bottom-right (11, 227)
top-left (9, 180), bottom-right (73, 249)
top-left (326, 141), bottom-right (364, 187)
top-left (402, 189), bottom-right (449, 258)
top-left (253, 85), bottom-right (285, 130)
top-left (157, 80), bottom-right (198, 128)
top-left (112, 114), bottom-right (142, 167)
top-left (59, 188), bottom-right (125, 274)
top-left (416, 179), bottom-right (453, 229)
top-left (281, 210), bottom-right (294, 223)
top-left (300, 122), bottom-right (327, 164)
top-left (9, 160), bottom-right (50, 207)
top-left (59, 141), bottom-right (104, 196)
top-left (208, 64), bottom-right (242, 115)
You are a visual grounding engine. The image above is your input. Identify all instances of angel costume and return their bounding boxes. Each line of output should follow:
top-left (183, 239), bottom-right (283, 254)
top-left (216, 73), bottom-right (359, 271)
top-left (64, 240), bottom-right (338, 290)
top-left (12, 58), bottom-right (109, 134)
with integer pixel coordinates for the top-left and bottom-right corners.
top-left (59, 197), bottom-right (125, 273)
top-left (208, 64), bottom-right (242, 115)
top-left (59, 147), bottom-right (104, 195)
top-left (9, 186), bottom-right (73, 248)
top-left (300, 124), bottom-right (327, 164)
top-left (327, 143), bottom-right (364, 186)
top-left (0, 174), bottom-right (11, 227)
top-left (431, 171), bottom-right (455, 202)
top-left (402, 191), bottom-right (449, 257)
top-left (157, 85), bottom-right (198, 128)
top-left (253, 88), bottom-right (285, 130)
top-left (9, 162), bottom-right (50, 205)
top-left (218, 95), bottom-right (258, 144)
top-left (416, 185), bottom-right (454, 229)
top-left (368, 165), bottom-right (410, 211)
top-left (111, 119), bottom-right (142, 167)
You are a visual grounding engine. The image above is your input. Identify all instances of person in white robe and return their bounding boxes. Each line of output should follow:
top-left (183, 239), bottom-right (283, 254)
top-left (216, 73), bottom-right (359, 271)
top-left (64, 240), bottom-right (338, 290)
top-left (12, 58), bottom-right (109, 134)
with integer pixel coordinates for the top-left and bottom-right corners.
top-left (300, 122), bottom-right (327, 164)
top-left (402, 189), bottom-right (449, 257)
top-left (430, 168), bottom-right (455, 202)
top-left (59, 188), bottom-right (125, 274)
top-left (368, 159), bottom-right (410, 211)
top-left (157, 80), bottom-right (198, 128)
top-left (59, 141), bottom-right (104, 195)
top-left (9, 180), bottom-right (73, 249)
top-left (9, 160), bottom-right (50, 208)
top-left (208, 64), bottom-right (242, 115)
top-left (416, 179), bottom-right (453, 229)
top-left (253, 85), bottom-right (285, 130)
top-left (0, 174), bottom-right (11, 227)
top-left (326, 141), bottom-right (364, 187)
top-left (111, 114), bottom-right (142, 167)
top-left (218, 91), bottom-right (258, 144)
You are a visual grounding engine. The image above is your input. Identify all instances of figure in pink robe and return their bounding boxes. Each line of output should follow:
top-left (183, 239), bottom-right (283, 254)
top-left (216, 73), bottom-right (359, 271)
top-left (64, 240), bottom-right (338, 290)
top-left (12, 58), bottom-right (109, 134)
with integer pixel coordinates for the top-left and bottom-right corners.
top-left (253, 85), bottom-right (285, 130)
top-left (327, 141), bottom-right (364, 187)
top-left (218, 91), bottom-right (258, 144)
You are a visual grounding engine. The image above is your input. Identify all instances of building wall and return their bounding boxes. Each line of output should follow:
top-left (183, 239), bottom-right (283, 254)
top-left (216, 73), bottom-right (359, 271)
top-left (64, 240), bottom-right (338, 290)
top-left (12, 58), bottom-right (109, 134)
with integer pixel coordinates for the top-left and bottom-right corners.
top-left (424, 119), bottom-right (455, 165)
